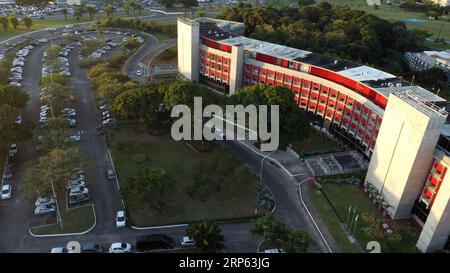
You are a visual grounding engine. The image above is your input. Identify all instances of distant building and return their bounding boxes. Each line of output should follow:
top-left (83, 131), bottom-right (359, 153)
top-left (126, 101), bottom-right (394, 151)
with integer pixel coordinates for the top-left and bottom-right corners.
top-left (430, 0), bottom-right (450, 7)
top-left (405, 50), bottom-right (450, 76)
top-left (66, 0), bottom-right (85, 6)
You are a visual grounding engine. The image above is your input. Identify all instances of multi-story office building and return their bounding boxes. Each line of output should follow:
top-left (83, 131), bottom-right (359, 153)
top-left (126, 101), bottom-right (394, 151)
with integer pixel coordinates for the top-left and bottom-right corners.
top-left (177, 17), bottom-right (450, 252)
top-left (404, 50), bottom-right (450, 76)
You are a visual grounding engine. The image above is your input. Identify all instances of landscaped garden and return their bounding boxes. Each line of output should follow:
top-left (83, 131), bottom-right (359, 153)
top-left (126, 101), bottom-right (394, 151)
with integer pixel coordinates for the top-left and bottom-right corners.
top-left (108, 129), bottom-right (264, 226)
top-left (291, 130), bottom-right (341, 155)
top-left (308, 182), bottom-right (421, 253)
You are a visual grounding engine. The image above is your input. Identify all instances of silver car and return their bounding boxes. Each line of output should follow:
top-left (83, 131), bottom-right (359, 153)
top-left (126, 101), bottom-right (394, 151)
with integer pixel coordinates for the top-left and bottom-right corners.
top-left (35, 204), bottom-right (57, 215)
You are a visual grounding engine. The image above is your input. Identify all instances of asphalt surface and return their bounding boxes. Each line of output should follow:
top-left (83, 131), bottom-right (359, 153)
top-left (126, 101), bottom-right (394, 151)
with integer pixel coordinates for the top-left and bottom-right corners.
top-left (0, 29), bottom-right (259, 253)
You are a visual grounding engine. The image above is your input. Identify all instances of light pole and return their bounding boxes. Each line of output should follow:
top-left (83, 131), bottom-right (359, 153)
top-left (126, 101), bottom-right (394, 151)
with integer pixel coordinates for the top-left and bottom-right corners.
top-left (346, 205), bottom-right (352, 227)
top-left (50, 181), bottom-right (63, 230)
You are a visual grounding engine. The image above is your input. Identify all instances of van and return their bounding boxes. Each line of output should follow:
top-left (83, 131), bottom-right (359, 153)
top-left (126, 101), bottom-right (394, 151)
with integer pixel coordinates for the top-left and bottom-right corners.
top-left (136, 234), bottom-right (175, 252)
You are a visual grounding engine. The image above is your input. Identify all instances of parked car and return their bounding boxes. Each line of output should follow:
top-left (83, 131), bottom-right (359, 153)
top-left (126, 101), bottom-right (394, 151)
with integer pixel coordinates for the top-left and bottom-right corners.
top-left (82, 243), bottom-right (104, 253)
top-left (69, 186), bottom-right (88, 196)
top-left (8, 144), bottom-right (17, 156)
top-left (109, 242), bottom-right (132, 253)
top-left (35, 204), bottom-right (57, 215)
top-left (102, 118), bottom-right (117, 126)
top-left (263, 248), bottom-right (286, 253)
top-left (1, 184), bottom-right (12, 200)
top-left (136, 234), bottom-right (175, 252)
top-left (66, 179), bottom-right (86, 190)
top-left (51, 247), bottom-right (74, 253)
top-left (106, 169), bottom-right (116, 180)
top-left (35, 197), bottom-right (56, 207)
top-left (180, 236), bottom-right (196, 247)
top-left (68, 193), bottom-right (90, 205)
top-left (3, 165), bottom-right (12, 179)
top-left (116, 210), bottom-right (126, 228)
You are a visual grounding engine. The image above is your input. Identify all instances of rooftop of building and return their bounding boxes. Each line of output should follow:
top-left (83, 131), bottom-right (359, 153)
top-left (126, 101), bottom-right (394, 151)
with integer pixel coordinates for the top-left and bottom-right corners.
top-left (191, 17), bottom-right (445, 103)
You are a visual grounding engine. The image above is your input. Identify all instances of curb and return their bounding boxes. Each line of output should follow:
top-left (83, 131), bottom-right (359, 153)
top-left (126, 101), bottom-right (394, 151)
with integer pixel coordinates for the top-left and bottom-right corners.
top-left (106, 147), bottom-right (126, 209)
top-left (28, 204), bottom-right (97, 238)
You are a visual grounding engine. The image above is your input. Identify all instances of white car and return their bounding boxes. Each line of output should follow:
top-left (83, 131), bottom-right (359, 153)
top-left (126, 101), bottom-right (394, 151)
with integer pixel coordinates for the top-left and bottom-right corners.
top-left (8, 144), bottom-right (17, 156)
top-left (35, 197), bottom-right (56, 207)
top-left (69, 186), bottom-right (89, 196)
top-left (66, 180), bottom-right (85, 190)
top-left (15, 115), bottom-right (22, 125)
top-left (38, 38), bottom-right (48, 43)
top-left (116, 211), bottom-right (126, 228)
top-left (1, 185), bottom-right (12, 200)
top-left (109, 242), bottom-right (131, 253)
top-left (35, 204), bottom-right (57, 215)
top-left (136, 69), bottom-right (141, 76)
top-left (51, 247), bottom-right (74, 253)
top-left (9, 82), bottom-right (21, 87)
top-left (65, 135), bottom-right (81, 142)
top-left (180, 236), bottom-right (196, 247)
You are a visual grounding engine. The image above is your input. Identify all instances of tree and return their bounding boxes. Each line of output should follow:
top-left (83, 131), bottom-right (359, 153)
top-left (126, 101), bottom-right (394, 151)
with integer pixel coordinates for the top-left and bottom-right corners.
top-left (284, 229), bottom-right (312, 253)
top-left (111, 84), bottom-right (170, 129)
top-left (20, 148), bottom-right (86, 208)
top-left (135, 3), bottom-right (142, 16)
top-left (414, 67), bottom-right (448, 96)
top-left (74, 7), bottom-right (84, 21)
top-left (187, 220), bottom-right (225, 253)
top-left (22, 16), bottom-right (33, 30)
top-left (123, 2), bottom-right (130, 17)
top-left (251, 213), bottom-right (288, 241)
top-left (87, 6), bottom-right (97, 20)
top-left (178, 0), bottom-right (198, 16)
top-left (9, 15), bottom-right (19, 30)
top-left (104, 5), bottom-right (115, 17)
top-left (61, 8), bottom-right (68, 20)
top-left (163, 81), bottom-right (197, 106)
top-left (232, 84), bottom-right (310, 150)
top-left (0, 16), bottom-right (9, 32)
top-left (37, 117), bottom-right (72, 152)
top-left (298, 0), bottom-right (315, 6)
top-left (123, 37), bottom-right (140, 52)
top-left (158, 0), bottom-right (177, 8)
top-left (122, 167), bottom-right (175, 211)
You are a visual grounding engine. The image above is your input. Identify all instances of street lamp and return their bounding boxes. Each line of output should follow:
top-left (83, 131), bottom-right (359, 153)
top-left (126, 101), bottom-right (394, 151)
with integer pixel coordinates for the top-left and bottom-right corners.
top-left (50, 180), bottom-right (63, 230)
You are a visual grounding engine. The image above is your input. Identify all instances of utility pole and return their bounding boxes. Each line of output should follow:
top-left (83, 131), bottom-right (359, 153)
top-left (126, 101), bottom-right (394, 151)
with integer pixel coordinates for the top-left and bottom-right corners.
top-left (51, 181), bottom-right (63, 230)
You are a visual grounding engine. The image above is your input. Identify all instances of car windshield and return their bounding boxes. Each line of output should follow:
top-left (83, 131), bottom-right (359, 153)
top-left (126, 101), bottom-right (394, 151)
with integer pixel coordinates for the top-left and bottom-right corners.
top-left (121, 243), bottom-right (127, 248)
top-left (2, 189), bottom-right (8, 194)
top-left (118, 217), bottom-right (124, 222)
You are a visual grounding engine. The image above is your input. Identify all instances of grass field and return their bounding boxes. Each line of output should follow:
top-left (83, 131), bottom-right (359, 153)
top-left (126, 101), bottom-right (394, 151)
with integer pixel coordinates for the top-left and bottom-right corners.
top-left (30, 205), bottom-right (95, 235)
top-left (152, 46), bottom-right (177, 64)
top-left (291, 131), bottom-right (340, 154)
top-left (0, 11), bottom-right (154, 42)
top-left (263, 0), bottom-right (450, 41)
top-left (308, 183), bottom-right (421, 253)
top-left (108, 129), bottom-right (260, 227)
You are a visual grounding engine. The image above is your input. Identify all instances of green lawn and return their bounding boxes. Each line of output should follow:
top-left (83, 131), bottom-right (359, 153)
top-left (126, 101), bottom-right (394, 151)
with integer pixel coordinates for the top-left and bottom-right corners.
top-left (151, 32), bottom-right (174, 42)
top-left (308, 183), bottom-right (421, 253)
top-left (108, 129), bottom-right (261, 226)
top-left (0, 12), bottom-right (154, 42)
top-left (263, 0), bottom-right (450, 41)
top-left (30, 205), bottom-right (95, 235)
top-left (307, 186), bottom-right (361, 253)
top-left (291, 131), bottom-right (340, 154)
top-left (152, 46), bottom-right (177, 65)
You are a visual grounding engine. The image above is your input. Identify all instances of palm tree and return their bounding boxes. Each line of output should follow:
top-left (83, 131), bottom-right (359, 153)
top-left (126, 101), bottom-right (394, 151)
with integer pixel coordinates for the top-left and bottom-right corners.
top-left (61, 8), bottom-right (68, 20)
top-left (104, 5), bottom-right (115, 17)
top-left (86, 6), bottom-right (96, 20)
top-left (135, 3), bottom-right (142, 16)
top-left (187, 220), bottom-right (225, 253)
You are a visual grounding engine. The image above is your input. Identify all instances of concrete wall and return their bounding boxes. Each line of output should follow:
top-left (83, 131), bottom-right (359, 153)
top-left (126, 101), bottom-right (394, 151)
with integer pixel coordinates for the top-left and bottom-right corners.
top-left (417, 150), bottom-right (450, 252)
top-left (177, 18), bottom-right (199, 82)
top-left (228, 44), bottom-right (243, 95)
top-left (365, 93), bottom-right (447, 219)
